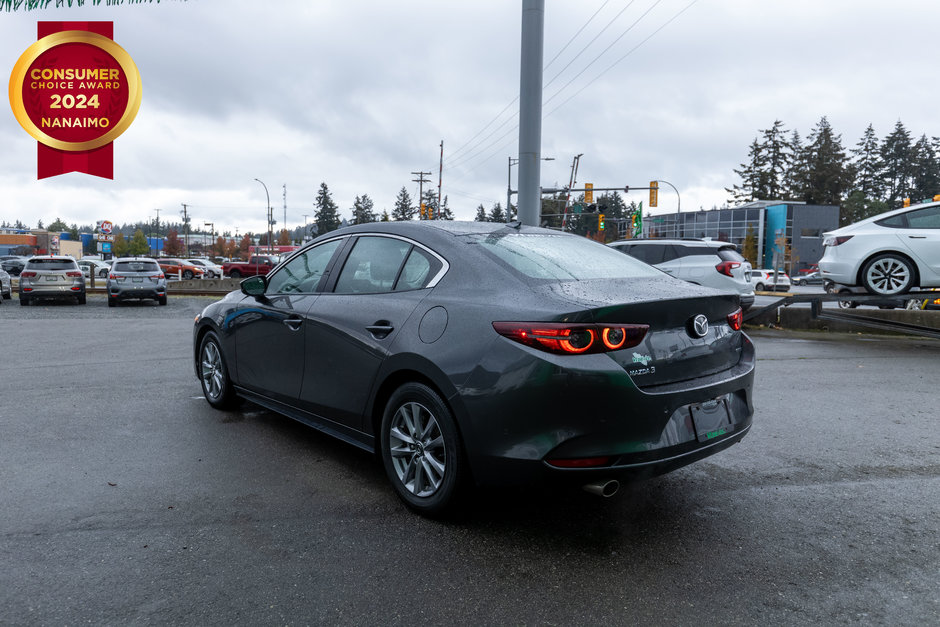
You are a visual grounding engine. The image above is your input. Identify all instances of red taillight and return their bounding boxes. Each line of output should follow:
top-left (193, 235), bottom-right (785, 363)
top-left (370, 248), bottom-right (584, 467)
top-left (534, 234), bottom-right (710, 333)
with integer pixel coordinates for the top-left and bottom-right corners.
top-left (715, 261), bottom-right (741, 277)
top-left (66, 271), bottom-right (83, 277)
top-left (492, 322), bottom-right (648, 355)
top-left (824, 235), bottom-right (853, 247)
top-left (546, 456), bottom-right (613, 468)
top-left (727, 308), bottom-right (743, 331)
top-left (109, 273), bottom-right (123, 280)
top-left (20, 271), bottom-right (36, 278)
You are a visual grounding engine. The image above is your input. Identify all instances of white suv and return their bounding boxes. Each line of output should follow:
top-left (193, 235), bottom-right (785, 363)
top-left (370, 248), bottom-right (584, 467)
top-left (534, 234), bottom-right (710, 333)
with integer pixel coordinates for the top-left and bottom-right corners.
top-left (608, 238), bottom-right (755, 309)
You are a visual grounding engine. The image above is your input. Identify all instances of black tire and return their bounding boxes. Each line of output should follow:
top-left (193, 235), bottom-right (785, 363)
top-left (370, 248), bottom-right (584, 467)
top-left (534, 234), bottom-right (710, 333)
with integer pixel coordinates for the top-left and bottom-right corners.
top-left (228, 270), bottom-right (241, 278)
top-left (158, 295), bottom-right (167, 306)
top-left (108, 296), bottom-right (116, 307)
top-left (380, 383), bottom-right (467, 517)
top-left (754, 282), bottom-right (765, 292)
top-left (77, 294), bottom-right (86, 305)
top-left (98, 269), bottom-right (108, 278)
top-left (183, 270), bottom-right (194, 280)
top-left (19, 296), bottom-right (28, 306)
top-left (837, 290), bottom-right (857, 309)
top-left (198, 331), bottom-right (238, 409)
top-left (861, 253), bottom-right (916, 295)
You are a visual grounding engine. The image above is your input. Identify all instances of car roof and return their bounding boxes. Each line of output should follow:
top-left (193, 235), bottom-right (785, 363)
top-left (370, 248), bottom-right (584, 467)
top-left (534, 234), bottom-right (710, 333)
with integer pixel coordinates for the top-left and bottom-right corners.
top-left (609, 238), bottom-right (735, 248)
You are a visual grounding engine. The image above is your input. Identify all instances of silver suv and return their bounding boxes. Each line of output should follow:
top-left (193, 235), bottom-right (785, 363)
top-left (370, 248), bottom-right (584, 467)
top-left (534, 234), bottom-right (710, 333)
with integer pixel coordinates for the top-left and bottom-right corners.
top-left (106, 257), bottom-right (167, 306)
top-left (19, 255), bottom-right (86, 306)
top-left (608, 238), bottom-right (755, 309)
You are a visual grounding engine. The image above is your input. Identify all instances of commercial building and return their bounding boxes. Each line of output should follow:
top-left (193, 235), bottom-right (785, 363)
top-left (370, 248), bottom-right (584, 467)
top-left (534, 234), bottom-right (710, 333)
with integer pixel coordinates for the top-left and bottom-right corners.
top-left (642, 201), bottom-right (839, 273)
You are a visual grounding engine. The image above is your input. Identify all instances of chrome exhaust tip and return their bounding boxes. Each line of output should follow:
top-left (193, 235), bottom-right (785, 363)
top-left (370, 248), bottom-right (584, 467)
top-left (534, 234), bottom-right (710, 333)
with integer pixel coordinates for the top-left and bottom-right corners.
top-left (583, 480), bottom-right (620, 498)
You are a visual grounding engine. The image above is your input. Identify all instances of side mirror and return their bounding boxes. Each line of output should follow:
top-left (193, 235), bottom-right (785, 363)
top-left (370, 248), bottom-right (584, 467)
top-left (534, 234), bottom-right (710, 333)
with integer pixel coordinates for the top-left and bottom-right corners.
top-left (240, 274), bottom-right (267, 297)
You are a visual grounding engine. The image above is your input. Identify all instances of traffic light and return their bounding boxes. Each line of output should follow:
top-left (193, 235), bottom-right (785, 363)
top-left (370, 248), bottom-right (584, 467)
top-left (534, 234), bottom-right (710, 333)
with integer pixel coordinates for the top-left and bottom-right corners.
top-left (585, 183), bottom-right (594, 203)
top-left (903, 198), bottom-right (911, 207)
top-left (420, 202), bottom-right (427, 219)
top-left (649, 181), bottom-right (659, 207)
top-left (597, 214), bottom-right (605, 230)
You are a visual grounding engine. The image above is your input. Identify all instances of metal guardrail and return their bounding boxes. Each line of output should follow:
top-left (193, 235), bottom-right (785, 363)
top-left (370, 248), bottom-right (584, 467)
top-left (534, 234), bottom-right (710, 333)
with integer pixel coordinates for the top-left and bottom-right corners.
top-left (745, 291), bottom-right (940, 339)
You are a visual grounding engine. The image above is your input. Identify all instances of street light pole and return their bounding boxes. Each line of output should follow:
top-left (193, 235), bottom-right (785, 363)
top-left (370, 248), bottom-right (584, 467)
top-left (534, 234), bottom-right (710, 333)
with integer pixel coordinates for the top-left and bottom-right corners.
top-left (254, 178), bottom-right (272, 254)
top-left (204, 222), bottom-right (214, 258)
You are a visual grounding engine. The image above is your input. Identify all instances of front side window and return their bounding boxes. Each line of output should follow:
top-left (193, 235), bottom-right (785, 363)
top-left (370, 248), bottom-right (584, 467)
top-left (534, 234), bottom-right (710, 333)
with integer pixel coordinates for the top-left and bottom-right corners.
top-left (904, 206), bottom-right (940, 229)
top-left (266, 239), bottom-right (342, 294)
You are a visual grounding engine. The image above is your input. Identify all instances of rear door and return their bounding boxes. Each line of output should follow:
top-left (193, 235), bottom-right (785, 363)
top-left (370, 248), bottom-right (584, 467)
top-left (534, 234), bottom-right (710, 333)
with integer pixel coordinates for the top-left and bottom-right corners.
top-left (298, 235), bottom-right (444, 429)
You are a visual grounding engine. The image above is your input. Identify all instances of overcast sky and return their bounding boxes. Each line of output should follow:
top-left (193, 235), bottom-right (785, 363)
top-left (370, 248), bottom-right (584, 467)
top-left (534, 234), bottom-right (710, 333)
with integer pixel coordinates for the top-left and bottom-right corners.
top-left (1, 0), bottom-right (936, 237)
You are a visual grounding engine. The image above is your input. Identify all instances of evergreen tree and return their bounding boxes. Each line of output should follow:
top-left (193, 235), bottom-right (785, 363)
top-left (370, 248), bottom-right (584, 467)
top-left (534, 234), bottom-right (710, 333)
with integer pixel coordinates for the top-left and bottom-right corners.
top-left (474, 204), bottom-right (488, 222)
top-left (438, 195), bottom-right (455, 220)
top-left (760, 119), bottom-right (791, 198)
top-left (910, 134), bottom-right (940, 202)
top-left (391, 187), bottom-right (415, 221)
top-left (314, 182), bottom-right (342, 234)
top-left (800, 116), bottom-right (851, 205)
top-left (380, 210), bottom-right (391, 222)
top-left (128, 229), bottom-right (149, 255)
top-left (850, 123), bottom-right (883, 200)
top-left (488, 202), bottom-right (506, 223)
top-left (727, 139), bottom-right (769, 203)
top-left (783, 130), bottom-right (808, 200)
top-left (350, 194), bottom-right (377, 225)
top-left (880, 120), bottom-right (914, 205)
top-left (420, 189), bottom-right (438, 220)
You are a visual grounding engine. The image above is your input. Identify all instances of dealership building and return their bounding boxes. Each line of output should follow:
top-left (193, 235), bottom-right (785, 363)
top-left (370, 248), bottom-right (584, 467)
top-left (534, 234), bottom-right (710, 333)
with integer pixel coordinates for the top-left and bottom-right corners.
top-left (640, 201), bottom-right (839, 273)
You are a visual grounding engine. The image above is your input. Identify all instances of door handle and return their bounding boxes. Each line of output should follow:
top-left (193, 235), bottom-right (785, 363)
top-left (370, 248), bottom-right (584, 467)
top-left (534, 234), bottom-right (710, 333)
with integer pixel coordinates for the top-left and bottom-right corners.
top-left (908, 235), bottom-right (926, 239)
top-left (366, 320), bottom-right (394, 339)
top-left (283, 316), bottom-right (303, 331)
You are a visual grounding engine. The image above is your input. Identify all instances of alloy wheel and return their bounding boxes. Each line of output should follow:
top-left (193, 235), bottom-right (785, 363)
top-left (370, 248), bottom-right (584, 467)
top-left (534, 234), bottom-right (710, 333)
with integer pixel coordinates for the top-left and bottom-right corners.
top-left (201, 340), bottom-right (226, 402)
top-left (387, 402), bottom-right (446, 498)
top-left (865, 256), bottom-right (911, 295)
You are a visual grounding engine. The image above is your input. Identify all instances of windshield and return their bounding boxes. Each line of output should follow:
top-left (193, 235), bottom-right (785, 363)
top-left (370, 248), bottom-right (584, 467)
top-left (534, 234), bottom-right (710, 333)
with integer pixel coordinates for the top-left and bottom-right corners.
top-left (469, 232), bottom-right (662, 281)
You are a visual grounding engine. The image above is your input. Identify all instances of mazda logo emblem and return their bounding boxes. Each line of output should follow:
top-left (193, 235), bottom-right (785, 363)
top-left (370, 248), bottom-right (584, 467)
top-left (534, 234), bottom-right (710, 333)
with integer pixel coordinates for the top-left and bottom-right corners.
top-left (689, 314), bottom-right (709, 338)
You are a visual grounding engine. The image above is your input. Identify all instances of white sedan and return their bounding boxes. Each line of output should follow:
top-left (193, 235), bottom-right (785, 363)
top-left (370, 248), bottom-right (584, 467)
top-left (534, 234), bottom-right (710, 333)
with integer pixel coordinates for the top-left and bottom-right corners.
top-left (819, 201), bottom-right (940, 295)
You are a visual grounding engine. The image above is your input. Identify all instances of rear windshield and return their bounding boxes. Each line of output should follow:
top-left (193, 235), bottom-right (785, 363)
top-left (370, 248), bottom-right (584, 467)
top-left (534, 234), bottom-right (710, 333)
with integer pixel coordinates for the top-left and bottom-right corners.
top-left (26, 259), bottom-right (77, 271)
top-left (114, 261), bottom-right (160, 272)
top-left (469, 232), bottom-right (662, 280)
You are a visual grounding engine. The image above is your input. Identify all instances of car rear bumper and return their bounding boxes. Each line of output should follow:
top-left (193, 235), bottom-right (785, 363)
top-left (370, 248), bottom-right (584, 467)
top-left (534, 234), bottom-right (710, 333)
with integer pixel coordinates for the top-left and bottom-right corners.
top-left (454, 333), bottom-right (756, 487)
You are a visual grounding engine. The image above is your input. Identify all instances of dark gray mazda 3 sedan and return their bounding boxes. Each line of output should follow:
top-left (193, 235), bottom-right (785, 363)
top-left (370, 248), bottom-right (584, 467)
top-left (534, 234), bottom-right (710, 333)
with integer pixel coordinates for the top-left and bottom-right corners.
top-left (193, 221), bottom-right (754, 515)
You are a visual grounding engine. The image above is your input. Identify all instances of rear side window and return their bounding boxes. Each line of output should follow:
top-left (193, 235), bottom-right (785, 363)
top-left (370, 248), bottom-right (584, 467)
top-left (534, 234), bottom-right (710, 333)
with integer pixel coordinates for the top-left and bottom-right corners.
top-left (624, 244), bottom-right (666, 265)
top-left (27, 259), bottom-right (76, 271)
top-left (904, 206), bottom-right (940, 228)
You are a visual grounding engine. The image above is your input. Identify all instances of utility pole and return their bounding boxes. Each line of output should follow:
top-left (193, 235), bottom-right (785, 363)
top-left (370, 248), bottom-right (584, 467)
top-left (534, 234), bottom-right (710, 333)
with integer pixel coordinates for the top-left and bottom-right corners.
top-left (180, 203), bottom-right (190, 257)
top-left (412, 170), bottom-right (432, 219)
top-left (437, 140), bottom-right (443, 219)
top-left (302, 214), bottom-right (309, 243)
top-left (282, 184), bottom-right (287, 242)
top-left (517, 0), bottom-right (545, 226)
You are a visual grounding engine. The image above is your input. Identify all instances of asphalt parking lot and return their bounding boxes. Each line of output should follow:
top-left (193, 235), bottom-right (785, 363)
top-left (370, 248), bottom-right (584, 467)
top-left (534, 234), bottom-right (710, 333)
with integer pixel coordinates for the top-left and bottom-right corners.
top-left (1, 294), bottom-right (938, 625)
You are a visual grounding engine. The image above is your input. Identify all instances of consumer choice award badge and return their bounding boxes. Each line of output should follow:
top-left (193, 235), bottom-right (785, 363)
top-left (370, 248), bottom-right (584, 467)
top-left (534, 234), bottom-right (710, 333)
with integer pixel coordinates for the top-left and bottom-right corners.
top-left (9, 22), bottom-right (141, 180)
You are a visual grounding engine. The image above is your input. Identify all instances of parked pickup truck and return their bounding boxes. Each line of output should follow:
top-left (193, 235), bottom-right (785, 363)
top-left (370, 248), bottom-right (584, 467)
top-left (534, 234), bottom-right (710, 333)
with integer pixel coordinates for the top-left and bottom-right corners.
top-left (222, 255), bottom-right (278, 278)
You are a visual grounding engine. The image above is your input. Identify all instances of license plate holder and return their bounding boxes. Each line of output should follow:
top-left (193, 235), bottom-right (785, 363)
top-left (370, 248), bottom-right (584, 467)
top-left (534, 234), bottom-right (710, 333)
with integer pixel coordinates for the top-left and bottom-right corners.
top-left (690, 398), bottom-right (732, 442)
top-left (133, 277), bottom-right (143, 283)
